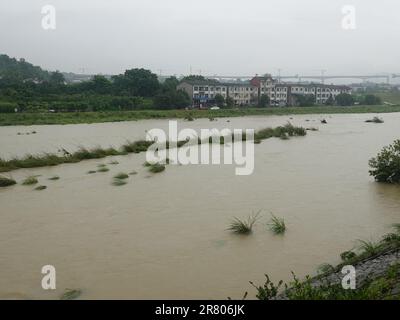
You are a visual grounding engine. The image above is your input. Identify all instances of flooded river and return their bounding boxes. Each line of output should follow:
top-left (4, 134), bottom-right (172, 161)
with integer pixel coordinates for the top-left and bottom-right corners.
top-left (0, 113), bottom-right (400, 299)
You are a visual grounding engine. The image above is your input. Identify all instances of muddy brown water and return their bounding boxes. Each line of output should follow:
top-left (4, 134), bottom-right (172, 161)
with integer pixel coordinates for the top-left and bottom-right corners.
top-left (0, 114), bottom-right (400, 299)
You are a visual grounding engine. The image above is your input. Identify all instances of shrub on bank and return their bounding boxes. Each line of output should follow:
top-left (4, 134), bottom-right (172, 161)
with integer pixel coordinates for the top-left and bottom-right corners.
top-left (369, 140), bottom-right (400, 183)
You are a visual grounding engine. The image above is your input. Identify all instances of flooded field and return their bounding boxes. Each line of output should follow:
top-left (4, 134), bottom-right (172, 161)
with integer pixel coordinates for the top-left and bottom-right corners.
top-left (1, 113), bottom-right (400, 299)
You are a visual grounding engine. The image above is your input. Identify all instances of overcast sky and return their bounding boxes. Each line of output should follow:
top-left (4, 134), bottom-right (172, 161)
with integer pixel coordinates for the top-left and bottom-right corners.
top-left (0, 0), bottom-right (399, 79)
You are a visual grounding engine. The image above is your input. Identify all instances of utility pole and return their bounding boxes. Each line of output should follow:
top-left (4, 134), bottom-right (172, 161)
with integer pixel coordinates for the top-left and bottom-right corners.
top-left (321, 69), bottom-right (326, 84)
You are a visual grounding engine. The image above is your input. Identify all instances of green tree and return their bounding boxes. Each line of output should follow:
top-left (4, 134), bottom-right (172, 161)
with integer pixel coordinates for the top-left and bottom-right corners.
top-left (363, 94), bottom-right (382, 105)
top-left (293, 94), bottom-right (315, 107)
top-left (214, 94), bottom-right (225, 108)
top-left (91, 75), bottom-right (112, 94)
top-left (259, 94), bottom-right (270, 107)
top-left (50, 71), bottom-right (65, 85)
top-left (325, 94), bottom-right (334, 106)
top-left (154, 90), bottom-right (190, 109)
top-left (335, 93), bottom-right (354, 106)
top-left (181, 75), bottom-right (206, 82)
top-left (162, 76), bottom-right (180, 92)
top-left (225, 96), bottom-right (235, 108)
top-left (112, 68), bottom-right (160, 97)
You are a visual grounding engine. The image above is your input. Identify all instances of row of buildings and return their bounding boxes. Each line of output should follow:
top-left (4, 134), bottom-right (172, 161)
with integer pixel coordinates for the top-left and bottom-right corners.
top-left (177, 75), bottom-right (352, 107)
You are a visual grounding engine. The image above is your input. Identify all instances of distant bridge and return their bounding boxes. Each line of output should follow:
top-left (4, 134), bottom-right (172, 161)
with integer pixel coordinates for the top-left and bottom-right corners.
top-left (201, 74), bottom-right (393, 84)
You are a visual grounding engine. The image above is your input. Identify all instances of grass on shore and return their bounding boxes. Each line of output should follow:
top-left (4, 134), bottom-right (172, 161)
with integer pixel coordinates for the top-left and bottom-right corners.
top-left (1, 105), bottom-right (400, 126)
top-left (249, 223), bottom-right (400, 300)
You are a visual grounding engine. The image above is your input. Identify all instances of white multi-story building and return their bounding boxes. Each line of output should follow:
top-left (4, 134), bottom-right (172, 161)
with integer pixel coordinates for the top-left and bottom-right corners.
top-left (177, 80), bottom-right (228, 107)
top-left (178, 75), bottom-right (352, 108)
top-left (226, 83), bottom-right (258, 106)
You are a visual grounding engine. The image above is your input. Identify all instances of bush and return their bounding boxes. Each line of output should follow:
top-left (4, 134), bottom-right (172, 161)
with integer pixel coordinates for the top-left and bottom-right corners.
top-left (335, 93), bottom-right (354, 106)
top-left (0, 102), bottom-right (17, 113)
top-left (369, 140), bottom-right (400, 183)
top-left (363, 95), bottom-right (382, 106)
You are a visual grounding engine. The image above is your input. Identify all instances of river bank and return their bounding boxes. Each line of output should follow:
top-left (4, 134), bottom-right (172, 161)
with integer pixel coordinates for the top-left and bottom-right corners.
top-left (252, 225), bottom-right (400, 300)
top-left (1, 105), bottom-right (400, 126)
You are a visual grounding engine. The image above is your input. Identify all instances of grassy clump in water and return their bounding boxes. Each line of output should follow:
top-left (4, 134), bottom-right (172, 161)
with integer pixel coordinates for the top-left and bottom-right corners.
top-left (97, 167), bottom-right (110, 173)
top-left (228, 212), bottom-right (259, 235)
top-left (48, 175), bottom-right (60, 180)
top-left (112, 179), bottom-right (127, 186)
top-left (365, 116), bottom-right (384, 123)
top-left (87, 170), bottom-right (97, 174)
top-left (22, 176), bottom-right (38, 185)
top-left (0, 175), bottom-right (16, 187)
top-left (122, 140), bottom-right (153, 154)
top-left (109, 160), bottom-right (119, 165)
top-left (60, 289), bottom-right (82, 300)
top-left (184, 114), bottom-right (195, 121)
top-left (35, 185), bottom-right (47, 191)
top-left (0, 124), bottom-right (307, 173)
top-left (148, 163), bottom-right (165, 173)
top-left (267, 214), bottom-right (286, 235)
top-left (113, 172), bottom-right (129, 180)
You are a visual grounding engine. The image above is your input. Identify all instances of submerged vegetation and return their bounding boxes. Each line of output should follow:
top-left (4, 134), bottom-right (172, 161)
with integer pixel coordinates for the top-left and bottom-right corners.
top-left (228, 212), bottom-right (260, 235)
top-left (369, 139), bottom-right (400, 183)
top-left (0, 124), bottom-right (307, 173)
top-left (267, 214), bottom-right (286, 235)
top-left (365, 116), bottom-right (384, 123)
top-left (21, 176), bottom-right (38, 185)
top-left (34, 185), bottom-right (47, 191)
top-left (148, 163), bottom-right (166, 173)
top-left (113, 172), bottom-right (129, 180)
top-left (112, 179), bottom-right (127, 186)
top-left (48, 175), bottom-right (60, 180)
top-left (0, 175), bottom-right (16, 187)
top-left (60, 289), bottom-right (82, 300)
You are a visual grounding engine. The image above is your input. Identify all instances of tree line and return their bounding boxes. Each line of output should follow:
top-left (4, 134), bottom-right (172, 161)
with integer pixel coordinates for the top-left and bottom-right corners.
top-left (0, 54), bottom-right (191, 113)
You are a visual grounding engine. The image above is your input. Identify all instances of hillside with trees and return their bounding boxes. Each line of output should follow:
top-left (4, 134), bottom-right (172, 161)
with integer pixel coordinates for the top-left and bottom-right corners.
top-left (0, 54), bottom-right (190, 113)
